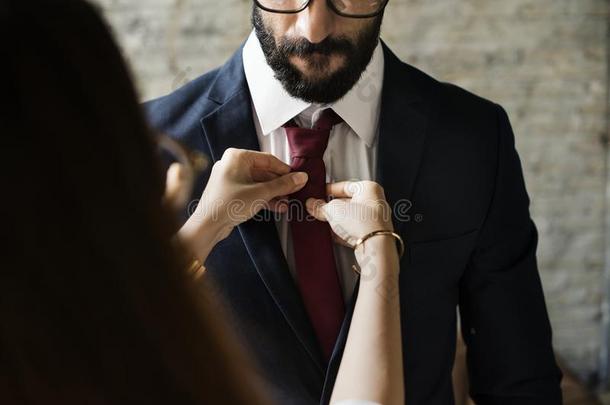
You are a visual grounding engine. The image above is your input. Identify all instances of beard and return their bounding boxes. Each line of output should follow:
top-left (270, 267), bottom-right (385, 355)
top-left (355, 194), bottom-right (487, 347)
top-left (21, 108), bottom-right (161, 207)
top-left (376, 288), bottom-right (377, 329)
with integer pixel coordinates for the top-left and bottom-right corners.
top-left (252, 7), bottom-right (383, 104)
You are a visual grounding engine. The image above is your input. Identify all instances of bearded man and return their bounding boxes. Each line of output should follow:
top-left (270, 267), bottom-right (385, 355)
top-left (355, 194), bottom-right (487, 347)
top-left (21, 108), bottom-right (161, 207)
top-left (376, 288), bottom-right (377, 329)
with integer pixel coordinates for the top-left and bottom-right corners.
top-left (145, 1), bottom-right (563, 404)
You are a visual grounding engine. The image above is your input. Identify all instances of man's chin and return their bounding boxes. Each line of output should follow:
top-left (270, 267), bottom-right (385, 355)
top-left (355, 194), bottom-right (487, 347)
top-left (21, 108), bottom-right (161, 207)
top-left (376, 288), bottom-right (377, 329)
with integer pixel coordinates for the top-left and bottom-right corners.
top-left (296, 68), bottom-right (338, 85)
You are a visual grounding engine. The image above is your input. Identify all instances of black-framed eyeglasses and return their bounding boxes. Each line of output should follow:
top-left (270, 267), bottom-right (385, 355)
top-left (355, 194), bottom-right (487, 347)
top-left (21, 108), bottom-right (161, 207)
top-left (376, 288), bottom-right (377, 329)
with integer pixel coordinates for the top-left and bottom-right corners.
top-left (254, 0), bottom-right (389, 19)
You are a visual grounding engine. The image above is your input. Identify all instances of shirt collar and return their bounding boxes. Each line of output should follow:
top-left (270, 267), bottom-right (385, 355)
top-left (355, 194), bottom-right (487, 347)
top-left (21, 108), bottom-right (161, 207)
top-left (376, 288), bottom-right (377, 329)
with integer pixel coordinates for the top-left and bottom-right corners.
top-left (243, 30), bottom-right (384, 147)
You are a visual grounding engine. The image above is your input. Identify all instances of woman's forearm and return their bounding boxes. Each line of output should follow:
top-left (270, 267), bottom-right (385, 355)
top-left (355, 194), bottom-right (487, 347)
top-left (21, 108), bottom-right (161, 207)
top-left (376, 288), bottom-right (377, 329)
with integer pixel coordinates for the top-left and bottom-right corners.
top-left (331, 236), bottom-right (404, 405)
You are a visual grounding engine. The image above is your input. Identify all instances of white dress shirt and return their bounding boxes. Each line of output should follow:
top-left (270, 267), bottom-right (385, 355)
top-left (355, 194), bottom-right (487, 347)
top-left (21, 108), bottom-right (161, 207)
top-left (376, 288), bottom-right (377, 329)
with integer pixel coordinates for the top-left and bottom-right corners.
top-left (243, 30), bottom-right (384, 304)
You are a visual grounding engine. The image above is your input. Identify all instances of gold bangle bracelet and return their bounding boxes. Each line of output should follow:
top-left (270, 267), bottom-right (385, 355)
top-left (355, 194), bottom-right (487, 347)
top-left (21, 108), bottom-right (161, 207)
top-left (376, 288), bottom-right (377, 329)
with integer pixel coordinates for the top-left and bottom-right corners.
top-left (354, 230), bottom-right (405, 259)
top-left (187, 258), bottom-right (206, 280)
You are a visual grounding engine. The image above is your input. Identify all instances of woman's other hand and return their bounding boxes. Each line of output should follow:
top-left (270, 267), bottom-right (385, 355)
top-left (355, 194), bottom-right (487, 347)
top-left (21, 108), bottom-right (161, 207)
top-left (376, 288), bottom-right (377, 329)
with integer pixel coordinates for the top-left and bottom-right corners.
top-left (305, 180), bottom-right (393, 248)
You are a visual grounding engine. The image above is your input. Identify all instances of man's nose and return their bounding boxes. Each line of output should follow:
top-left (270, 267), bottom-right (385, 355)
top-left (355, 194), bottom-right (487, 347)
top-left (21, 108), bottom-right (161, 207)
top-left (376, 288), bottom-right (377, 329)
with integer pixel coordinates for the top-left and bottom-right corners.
top-left (295, 0), bottom-right (335, 44)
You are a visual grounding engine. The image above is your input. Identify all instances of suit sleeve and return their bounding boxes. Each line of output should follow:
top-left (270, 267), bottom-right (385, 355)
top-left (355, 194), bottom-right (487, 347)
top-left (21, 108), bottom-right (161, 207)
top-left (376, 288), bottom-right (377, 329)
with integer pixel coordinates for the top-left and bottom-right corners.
top-left (458, 104), bottom-right (563, 404)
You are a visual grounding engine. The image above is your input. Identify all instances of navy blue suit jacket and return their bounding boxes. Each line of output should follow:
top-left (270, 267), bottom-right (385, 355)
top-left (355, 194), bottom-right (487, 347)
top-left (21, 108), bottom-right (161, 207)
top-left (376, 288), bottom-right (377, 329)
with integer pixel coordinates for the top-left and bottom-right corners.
top-left (144, 41), bottom-right (562, 405)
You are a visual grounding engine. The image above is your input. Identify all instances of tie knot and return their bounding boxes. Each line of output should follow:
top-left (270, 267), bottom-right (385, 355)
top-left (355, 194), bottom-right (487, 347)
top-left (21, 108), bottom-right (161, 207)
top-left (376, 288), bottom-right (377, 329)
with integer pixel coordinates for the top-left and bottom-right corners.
top-left (313, 108), bottom-right (343, 131)
top-left (283, 109), bottom-right (343, 158)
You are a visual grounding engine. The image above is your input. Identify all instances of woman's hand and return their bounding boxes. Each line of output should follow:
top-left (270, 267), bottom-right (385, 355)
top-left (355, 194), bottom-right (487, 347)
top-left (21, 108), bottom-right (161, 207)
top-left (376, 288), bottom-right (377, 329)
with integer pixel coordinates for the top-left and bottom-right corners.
top-left (179, 148), bottom-right (307, 260)
top-left (305, 180), bottom-right (394, 248)
top-left (164, 162), bottom-right (194, 215)
top-left (197, 147), bottom-right (307, 227)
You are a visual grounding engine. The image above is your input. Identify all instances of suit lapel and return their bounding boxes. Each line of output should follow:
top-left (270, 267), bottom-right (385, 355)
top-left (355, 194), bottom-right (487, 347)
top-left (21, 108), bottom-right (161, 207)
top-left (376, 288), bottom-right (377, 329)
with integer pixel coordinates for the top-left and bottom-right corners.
top-left (376, 41), bottom-right (435, 236)
top-left (320, 277), bottom-right (360, 403)
top-left (199, 49), bottom-right (326, 374)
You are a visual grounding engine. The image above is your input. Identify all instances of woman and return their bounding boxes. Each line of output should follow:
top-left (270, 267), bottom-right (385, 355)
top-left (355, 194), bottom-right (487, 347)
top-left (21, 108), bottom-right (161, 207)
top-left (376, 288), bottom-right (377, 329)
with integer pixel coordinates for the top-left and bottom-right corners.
top-left (0, 0), bottom-right (403, 404)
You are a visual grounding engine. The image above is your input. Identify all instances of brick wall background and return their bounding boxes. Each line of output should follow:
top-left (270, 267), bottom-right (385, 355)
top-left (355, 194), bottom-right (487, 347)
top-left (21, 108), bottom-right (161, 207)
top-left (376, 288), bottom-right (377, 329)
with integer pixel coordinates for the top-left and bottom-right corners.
top-left (92, 0), bottom-right (610, 386)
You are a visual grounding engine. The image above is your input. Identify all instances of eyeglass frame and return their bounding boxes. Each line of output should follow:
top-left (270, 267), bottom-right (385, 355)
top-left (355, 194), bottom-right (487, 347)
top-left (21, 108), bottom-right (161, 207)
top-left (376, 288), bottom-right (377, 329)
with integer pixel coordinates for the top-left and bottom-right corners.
top-left (253, 0), bottom-right (390, 19)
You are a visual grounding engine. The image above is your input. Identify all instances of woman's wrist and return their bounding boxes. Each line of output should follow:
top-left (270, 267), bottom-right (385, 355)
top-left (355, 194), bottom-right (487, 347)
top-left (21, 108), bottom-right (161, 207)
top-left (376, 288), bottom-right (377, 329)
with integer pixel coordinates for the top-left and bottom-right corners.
top-left (179, 208), bottom-right (233, 262)
top-left (355, 234), bottom-right (398, 259)
top-left (354, 228), bottom-right (401, 259)
top-left (354, 234), bottom-right (401, 277)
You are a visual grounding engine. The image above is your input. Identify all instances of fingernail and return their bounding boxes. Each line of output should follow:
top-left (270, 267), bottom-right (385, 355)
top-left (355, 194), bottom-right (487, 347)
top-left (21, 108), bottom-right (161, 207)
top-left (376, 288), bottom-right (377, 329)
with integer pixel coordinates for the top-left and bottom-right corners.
top-left (293, 172), bottom-right (308, 185)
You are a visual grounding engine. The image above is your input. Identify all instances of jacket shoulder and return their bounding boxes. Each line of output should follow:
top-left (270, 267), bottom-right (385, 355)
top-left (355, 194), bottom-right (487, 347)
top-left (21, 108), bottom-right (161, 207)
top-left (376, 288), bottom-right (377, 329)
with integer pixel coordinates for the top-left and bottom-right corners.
top-left (437, 80), bottom-right (500, 122)
top-left (392, 56), bottom-right (501, 126)
top-left (142, 67), bottom-right (222, 135)
top-left (397, 62), bottom-right (508, 163)
top-left (418, 65), bottom-right (505, 134)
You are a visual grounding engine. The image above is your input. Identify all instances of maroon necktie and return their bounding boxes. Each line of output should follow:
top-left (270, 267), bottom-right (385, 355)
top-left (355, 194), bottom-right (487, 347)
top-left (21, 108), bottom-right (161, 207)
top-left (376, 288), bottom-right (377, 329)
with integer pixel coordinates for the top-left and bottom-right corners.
top-left (284, 109), bottom-right (345, 362)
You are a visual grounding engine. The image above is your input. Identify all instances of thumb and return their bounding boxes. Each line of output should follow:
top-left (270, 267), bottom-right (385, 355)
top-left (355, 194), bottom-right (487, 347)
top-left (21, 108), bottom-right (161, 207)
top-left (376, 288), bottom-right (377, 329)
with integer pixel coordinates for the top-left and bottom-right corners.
top-left (305, 198), bottom-right (328, 221)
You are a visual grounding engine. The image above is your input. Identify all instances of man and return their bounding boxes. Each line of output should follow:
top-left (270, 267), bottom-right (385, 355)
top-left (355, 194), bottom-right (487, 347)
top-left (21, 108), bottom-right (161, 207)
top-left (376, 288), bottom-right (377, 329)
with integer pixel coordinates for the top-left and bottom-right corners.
top-left (145, 0), bottom-right (563, 403)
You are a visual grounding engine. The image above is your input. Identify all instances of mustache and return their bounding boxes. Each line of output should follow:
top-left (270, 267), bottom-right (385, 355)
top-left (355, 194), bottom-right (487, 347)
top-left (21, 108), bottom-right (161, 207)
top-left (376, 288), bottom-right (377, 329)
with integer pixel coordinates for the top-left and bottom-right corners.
top-left (277, 36), bottom-right (354, 57)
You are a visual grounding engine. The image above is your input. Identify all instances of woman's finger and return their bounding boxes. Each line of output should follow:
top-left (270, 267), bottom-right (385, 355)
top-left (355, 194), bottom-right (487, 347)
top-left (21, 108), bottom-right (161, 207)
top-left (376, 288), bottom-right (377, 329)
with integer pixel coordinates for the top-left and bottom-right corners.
top-left (305, 198), bottom-right (327, 221)
top-left (260, 172), bottom-right (308, 200)
top-left (326, 181), bottom-right (359, 199)
top-left (251, 168), bottom-right (280, 182)
top-left (249, 151), bottom-right (291, 175)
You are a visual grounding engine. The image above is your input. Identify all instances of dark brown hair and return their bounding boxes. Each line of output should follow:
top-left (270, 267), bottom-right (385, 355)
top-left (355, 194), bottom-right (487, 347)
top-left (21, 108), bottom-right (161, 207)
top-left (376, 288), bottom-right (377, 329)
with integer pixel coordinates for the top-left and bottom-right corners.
top-left (0, 0), bottom-right (261, 403)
